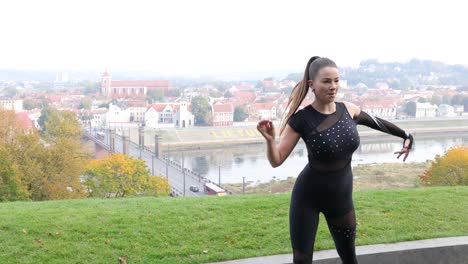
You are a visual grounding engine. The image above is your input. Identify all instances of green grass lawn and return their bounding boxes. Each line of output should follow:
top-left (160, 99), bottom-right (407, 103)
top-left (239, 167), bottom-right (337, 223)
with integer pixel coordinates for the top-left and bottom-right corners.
top-left (1, 187), bottom-right (467, 264)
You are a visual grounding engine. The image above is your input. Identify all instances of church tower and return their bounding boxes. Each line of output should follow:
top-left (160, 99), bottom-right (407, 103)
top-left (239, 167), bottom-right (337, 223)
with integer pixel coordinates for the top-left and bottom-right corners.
top-left (101, 69), bottom-right (112, 98)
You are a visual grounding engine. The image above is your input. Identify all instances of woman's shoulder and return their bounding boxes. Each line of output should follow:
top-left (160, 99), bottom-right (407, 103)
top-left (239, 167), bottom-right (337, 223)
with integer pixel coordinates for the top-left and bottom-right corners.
top-left (288, 105), bottom-right (312, 129)
top-left (338, 101), bottom-right (361, 118)
top-left (292, 104), bottom-right (311, 117)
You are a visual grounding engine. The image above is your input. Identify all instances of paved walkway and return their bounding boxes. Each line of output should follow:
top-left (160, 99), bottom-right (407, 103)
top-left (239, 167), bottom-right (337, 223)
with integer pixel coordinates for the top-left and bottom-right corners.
top-left (207, 236), bottom-right (468, 264)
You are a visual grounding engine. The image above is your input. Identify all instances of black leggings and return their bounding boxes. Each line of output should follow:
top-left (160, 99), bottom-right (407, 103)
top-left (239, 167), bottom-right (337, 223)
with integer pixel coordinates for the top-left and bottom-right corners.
top-left (290, 208), bottom-right (358, 264)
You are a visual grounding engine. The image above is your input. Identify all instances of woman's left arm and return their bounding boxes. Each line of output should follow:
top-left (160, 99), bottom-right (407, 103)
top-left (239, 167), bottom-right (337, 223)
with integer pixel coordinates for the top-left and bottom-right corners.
top-left (342, 101), bottom-right (413, 161)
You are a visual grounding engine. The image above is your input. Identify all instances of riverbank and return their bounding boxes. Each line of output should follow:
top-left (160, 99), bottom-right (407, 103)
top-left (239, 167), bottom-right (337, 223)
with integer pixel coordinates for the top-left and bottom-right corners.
top-left (148, 118), bottom-right (468, 151)
top-left (224, 162), bottom-right (430, 194)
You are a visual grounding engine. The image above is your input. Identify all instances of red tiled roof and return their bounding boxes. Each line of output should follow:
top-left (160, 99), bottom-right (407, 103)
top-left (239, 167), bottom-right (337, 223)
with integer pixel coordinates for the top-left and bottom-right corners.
top-left (233, 91), bottom-right (256, 102)
top-left (255, 102), bottom-right (277, 110)
top-left (234, 84), bottom-right (255, 90)
top-left (361, 100), bottom-right (397, 109)
top-left (262, 80), bottom-right (275, 87)
top-left (213, 103), bottom-right (234, 112)
top-left (24, 109), bottom-right (41, 115)
top-left (111, 80), bottom-right (170, 88)
top-left (46, 95), bottom-right (62, 103)
top-left (15, 112), bottom-right (34, 129)
top-left (149, 104), bottom-right (167, 112)
top-left (148, 103), bottom-right (183, 112)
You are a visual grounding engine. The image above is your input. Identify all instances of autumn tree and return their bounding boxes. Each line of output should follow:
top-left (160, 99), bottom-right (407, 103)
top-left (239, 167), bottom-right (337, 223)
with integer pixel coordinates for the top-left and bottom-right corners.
top-left (40, 109), bottom-right (89, 199)
top-left (4, 131), bottom-right (45, 201)
top-left (84, 153), bottom-right (169, 198)
top-left (0, 109), bottom-right (19, 143)
top-left (31, 139), bottom-right (88, 200)
top-left (0, 109), bottom-right (39, 201)
top-left (0, 108), bottom-right (89, 201)
top-left (0, 150), bottom-right (29, 202)
top-left (43, 109), bottom-right (83, 140)
top-left (420, 146), bottom-right (468, 186)
top-left (143, 176), bottom-right (170, 197)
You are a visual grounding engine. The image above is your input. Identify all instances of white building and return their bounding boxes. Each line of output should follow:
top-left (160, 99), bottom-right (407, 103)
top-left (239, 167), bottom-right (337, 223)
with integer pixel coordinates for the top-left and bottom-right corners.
top-left (144, 102), bottom-right (194, 128)
top-left (83, 101), bottom-right (195, 130)
top-left (106, 103), bottom-right (131, 126)
top-left (212, 102), bottom-right (234, 126)
top-left (144, 104), bottom-right (173, 128)
top-left (128, 107), bottom-right (147, 122)
top-left (453, 105), bottom-right (465, 116)
top-left (0, 99), bottom-right (23, 112)
top-left (254, 102), bottom-right (278, 120)
top-left (361, 100), bottom-right (397, 119)
top-left (437, 104), bottom-right (456, 117)
top-left (90, 109), bottom-right (108, 128)
top-left (415, 102), bottom-right (437, 118)
top-left (174, 101), bottom-right (195, 128)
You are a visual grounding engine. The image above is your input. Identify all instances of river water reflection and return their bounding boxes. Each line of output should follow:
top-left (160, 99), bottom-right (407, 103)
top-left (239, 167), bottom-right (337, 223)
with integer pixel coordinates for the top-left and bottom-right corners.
top-left (167, 136), bottom-right (467, 184)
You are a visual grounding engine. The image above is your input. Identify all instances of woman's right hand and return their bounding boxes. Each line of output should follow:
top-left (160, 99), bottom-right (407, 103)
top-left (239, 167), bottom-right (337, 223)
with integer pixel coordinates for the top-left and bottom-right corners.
top-left (257, 120), bottom-right (276, 142)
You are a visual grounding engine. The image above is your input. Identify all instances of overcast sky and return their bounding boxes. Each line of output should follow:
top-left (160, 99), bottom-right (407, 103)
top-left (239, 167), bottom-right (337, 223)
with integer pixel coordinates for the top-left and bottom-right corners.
top-left (1, 0), bottom-right (467, 76)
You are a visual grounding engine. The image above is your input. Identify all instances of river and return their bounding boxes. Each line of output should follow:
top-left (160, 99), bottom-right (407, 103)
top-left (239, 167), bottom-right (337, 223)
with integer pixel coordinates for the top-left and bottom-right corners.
top-left (164, 135), bottom-right (467, 184)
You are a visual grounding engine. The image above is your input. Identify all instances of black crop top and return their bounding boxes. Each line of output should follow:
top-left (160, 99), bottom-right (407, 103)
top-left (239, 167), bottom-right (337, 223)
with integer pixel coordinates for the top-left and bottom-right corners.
top-left (289, 102), bottom-right (360, 170)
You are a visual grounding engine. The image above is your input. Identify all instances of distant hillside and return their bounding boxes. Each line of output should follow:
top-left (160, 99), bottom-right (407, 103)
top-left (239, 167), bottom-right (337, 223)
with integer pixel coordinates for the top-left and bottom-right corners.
top-left (287, 58), bottom-right (468, 89)
top-left (0, 69), bottom-right (101, 82)
top-left (3, 58), bottom-right (468, 88)
top-left (0, 69), bottom-right (56, 81)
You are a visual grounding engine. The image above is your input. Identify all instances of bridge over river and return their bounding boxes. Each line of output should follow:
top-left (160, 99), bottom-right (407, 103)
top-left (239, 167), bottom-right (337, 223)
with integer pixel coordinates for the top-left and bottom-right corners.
top-left (84, 130), bottom-right (229, 197)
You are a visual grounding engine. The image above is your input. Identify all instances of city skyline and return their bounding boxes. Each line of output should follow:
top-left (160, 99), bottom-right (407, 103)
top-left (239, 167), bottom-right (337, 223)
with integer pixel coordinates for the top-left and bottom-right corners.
top-left (1, 0), bottom-right (467, 77)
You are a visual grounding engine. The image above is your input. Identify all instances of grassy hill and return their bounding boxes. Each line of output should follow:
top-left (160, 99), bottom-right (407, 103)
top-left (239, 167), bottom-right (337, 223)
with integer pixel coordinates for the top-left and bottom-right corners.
top-left (1, 187), bottom-right (467, 264)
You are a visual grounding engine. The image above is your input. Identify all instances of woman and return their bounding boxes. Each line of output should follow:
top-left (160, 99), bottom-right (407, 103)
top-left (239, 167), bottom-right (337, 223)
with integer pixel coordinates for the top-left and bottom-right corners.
top-left (257, 56), bottom-right (413, 264)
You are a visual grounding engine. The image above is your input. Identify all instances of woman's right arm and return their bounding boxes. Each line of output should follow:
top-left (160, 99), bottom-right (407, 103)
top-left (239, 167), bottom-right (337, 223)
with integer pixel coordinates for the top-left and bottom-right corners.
top-left (257, 120), bottom-right (301, 168)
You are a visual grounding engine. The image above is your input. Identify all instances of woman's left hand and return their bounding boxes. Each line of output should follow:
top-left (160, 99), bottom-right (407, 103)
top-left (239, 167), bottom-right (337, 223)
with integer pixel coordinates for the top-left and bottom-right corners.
top-left (394, 138), bottom-right (411, 162)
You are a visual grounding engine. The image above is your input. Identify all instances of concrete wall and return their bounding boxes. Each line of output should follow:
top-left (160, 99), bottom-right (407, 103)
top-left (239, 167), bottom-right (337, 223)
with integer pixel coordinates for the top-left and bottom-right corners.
top-left (208, 236), bottom-right (468, 264)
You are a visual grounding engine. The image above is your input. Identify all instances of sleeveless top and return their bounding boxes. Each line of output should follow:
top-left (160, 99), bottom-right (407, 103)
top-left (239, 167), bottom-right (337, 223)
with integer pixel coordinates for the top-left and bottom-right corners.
top-left (288, 102), bottom-right (360, 171)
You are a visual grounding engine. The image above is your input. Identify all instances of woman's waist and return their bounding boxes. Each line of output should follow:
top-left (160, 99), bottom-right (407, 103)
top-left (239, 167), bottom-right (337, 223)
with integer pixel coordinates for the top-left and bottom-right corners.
top-left (307, 157), bottom-right (352, 172)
